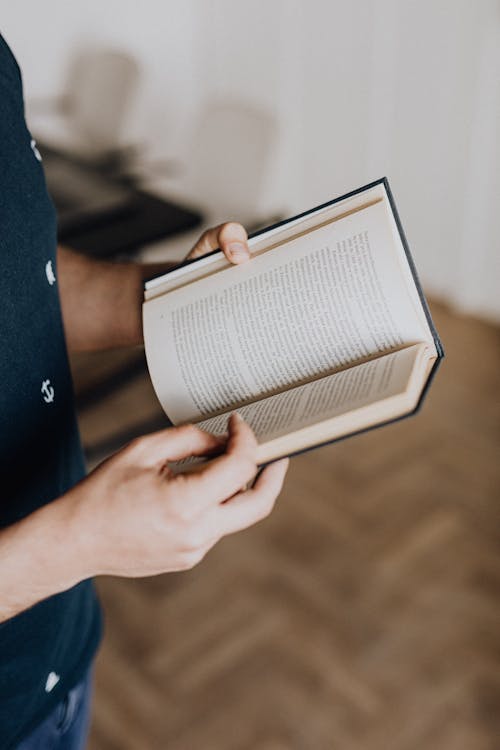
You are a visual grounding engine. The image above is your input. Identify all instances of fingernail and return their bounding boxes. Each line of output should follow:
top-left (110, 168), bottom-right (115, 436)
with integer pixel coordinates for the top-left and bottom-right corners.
top-left (227, 242), bottom-right (248, 261)
top-left (232, 412), bottom-right (244, 423)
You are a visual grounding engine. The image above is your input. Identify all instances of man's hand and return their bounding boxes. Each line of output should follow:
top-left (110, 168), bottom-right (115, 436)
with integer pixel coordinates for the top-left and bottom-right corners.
top-left (0, 416), bottom-right (287, 621)
top-left (67, 414), bottom-right (287, 578)
top-left (185, 221), bottom-right (250, 264)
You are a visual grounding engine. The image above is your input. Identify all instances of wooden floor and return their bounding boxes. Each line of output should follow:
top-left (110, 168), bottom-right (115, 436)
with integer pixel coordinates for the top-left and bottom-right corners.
top-left (70, 301), bottom-right (500, 750)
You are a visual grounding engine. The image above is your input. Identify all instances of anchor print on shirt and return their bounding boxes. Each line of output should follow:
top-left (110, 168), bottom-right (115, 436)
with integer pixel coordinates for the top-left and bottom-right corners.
top-left (45, 259), bottom-right (56, 286)
top-left (30, 138), bottom-right (42, 162)
top-left (41, 379), bottom-right (55, 404)
top-left (45, 671), bottom-right (60, 692)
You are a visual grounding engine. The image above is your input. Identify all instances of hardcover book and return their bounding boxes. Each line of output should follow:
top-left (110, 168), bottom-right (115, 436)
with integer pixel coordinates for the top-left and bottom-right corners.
top-left (143, 178), bottom-right (443, 464)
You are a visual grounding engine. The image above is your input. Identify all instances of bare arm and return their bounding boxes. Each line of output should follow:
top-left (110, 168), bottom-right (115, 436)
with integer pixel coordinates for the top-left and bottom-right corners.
top-left (58, 222), bottom-right (250, 351)
top-left (0, 417), bottom-right (288, 623)
top-left (0, 490), bottom-right (85, 622)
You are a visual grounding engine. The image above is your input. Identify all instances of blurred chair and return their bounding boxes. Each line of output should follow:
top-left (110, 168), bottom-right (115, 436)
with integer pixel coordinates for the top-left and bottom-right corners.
top-left (31, 48), bottom-right (140, 162)
top-left (30, 47), bottom-right (202, 257)
top-left (138, 98), bottom-right (280, 262)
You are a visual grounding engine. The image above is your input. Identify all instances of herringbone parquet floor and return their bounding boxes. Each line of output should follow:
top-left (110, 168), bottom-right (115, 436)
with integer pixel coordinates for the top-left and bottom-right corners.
top-left (70, 301), bottom-right (500, 750)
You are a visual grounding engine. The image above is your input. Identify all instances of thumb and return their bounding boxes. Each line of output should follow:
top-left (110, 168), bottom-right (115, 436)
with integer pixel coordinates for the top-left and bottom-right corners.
top-left (187, 222), bottom-right (249, 264)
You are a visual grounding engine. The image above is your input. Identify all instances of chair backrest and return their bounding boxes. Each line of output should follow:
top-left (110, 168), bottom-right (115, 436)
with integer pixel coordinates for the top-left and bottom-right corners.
top-left (188, 99), bottom-right (278, 225)
top-left (65, 48), bottom-right (139, 155)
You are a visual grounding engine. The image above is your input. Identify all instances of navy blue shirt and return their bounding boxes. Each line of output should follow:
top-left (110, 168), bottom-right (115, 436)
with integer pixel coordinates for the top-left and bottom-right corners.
top-left (0, 34), bottom-right (102, 748)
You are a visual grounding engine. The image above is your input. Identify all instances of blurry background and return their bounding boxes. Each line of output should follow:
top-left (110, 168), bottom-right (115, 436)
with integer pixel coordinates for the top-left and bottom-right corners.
top-left (3, 1), bottom-right (499, 748)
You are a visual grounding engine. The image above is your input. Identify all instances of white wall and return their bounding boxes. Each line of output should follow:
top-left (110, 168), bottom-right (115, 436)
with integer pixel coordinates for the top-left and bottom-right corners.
top-left (2, 0), bottom-right (499, 320)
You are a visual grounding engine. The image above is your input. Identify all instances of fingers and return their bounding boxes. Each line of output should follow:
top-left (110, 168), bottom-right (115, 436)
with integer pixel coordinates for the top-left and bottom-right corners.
top-left (184, 413), bottom-right (259, 506)
top-left (214, 458), bottom-right (289, 536)
top-left (127, 424), bottom-right (226, 467)
top-left (175, 456), bottom-right (288, 565)
top-left (187, 222), bottom-right (250, 264)
top-left (218, 222), bottom-right (250, 263)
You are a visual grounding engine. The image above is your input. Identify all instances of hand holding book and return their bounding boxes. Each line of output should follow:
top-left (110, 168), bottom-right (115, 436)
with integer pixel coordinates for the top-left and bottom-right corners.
top-left (144, 179), bottom-right (443, 464)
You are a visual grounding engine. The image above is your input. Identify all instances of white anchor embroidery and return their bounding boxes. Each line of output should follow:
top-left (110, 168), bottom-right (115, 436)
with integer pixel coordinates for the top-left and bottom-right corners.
top-left (45, 671), bottom-right (60, 693)
top-left (30, 138), bottom-right (42, 162)
top-left (41, 379), bottom-right (55, 404)
top-left (45, 259), bottom-right (56, 286)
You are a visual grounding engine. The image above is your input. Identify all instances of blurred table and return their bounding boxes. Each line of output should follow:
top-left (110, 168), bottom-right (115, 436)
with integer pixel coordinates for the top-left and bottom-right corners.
top-left (40, 143), bottom-right (203, 258)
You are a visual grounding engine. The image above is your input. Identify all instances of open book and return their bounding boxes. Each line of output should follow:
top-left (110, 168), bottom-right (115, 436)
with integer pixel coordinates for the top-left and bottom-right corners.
top-left (143, 178), bottom-right (443, 464)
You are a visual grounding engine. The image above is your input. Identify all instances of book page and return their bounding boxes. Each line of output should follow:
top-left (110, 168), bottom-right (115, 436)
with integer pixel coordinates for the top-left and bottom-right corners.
top-left (144, 196), bottom-right (383, 300)
top-left (144, 200), bottom-right (433, 423)
top-left (195, 344), bottom-right (426, 450)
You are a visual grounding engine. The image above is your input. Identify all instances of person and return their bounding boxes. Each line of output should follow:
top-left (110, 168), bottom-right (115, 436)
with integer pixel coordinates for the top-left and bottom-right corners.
top-left (0, 32), bottom-right (289, 750)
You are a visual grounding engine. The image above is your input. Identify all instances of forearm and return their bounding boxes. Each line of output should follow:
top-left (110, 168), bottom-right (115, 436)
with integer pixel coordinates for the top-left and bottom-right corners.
top-left (58, 246), bottom-right (174, 351)
top-left (0, 494), bottom-right (88, 623)
top-left (58, 224), bottom-right (250, 351)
